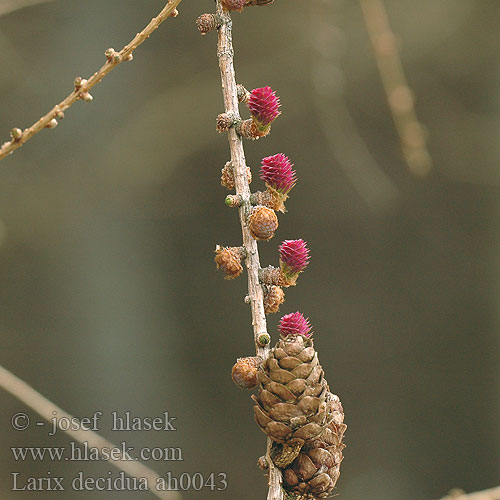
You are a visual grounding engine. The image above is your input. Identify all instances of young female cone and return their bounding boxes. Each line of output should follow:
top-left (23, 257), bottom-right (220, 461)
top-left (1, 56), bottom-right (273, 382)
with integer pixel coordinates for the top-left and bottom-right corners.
top-left (252, 313), bottom-right (334, 468)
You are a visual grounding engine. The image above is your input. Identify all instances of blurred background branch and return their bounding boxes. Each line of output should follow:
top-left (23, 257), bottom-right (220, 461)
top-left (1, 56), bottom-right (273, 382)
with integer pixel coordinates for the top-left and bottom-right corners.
top-left (309, 0), bottom-right (399, 212)
top-left (439, 487), bottom-right (500, 500)
top-left (359, 0), bottom-right (432, 176)
top-left (0, 364), bottom-right (181, 500)
top-left (0, 0), bottom-right (55, 17)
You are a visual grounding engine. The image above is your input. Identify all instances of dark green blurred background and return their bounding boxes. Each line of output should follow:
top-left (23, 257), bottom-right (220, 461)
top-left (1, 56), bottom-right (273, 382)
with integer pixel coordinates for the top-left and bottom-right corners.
top-left (0, 0), bottom-right (499, 499)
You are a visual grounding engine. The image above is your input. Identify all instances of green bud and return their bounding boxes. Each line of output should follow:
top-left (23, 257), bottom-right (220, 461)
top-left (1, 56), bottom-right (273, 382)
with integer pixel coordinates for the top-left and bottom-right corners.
top-left (257, 333), bottom-right (271, 346)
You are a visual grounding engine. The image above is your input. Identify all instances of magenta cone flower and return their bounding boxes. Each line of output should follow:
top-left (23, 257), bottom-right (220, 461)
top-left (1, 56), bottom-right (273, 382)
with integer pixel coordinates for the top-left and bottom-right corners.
top-left (279, 312), bottom-right (312, 338)
top-left (248, 87), bottom-right (281, 131)
top-left (260, 154), bottom-right (297, 194)
top-left (279, 239), bottom-right (310, 275)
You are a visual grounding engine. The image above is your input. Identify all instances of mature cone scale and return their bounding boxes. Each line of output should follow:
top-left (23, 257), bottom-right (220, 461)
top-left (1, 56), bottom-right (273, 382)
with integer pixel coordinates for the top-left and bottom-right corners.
top-left (252, 333), bottom-right (332, 467)
top-left (281, 394), bottom-right (346, 499)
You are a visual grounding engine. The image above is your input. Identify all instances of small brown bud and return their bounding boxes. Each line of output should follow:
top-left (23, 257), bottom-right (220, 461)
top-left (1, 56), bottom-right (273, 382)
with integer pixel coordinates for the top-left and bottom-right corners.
top-left (221, 161), bottom-right (235, 189)
top-left (216, 112), bottom-right (235, 133)
top-left (250, 186), bottom-right (287, 213)
top-left (10, 128), bottom-right (23, 141)
top-left (257, 456), bottom-right (269, 470)
top-left (74, 77), bottom-right (88, 91)
top-left (237, 84), bottom-right (250, 103)
top-left (231, 356), bottom-right (261, 389)
top-left (124, 53), bottom-right (134, 62)
top-left (260, 266), bottom-right (296, 287)
top-left (46, 118), bottom-right (58, 129)
top-left (221, 161), bottom-right (252, 190)
top-left (225, 194), bottom-right (243, 208)
top-left (74, 76), bottom-right (84, 89)
top-left (248, 206), bottom-right (278, 241)
top-left (196, 13), bottom-right (222, 35)
top-left (263, 285), bottom-right (285, 314)
top-left (170, 8), bottom-right (179, 17)
top-left (81, 92), bottom-right (93, 102)
top-left (236, 118), bottom-right (270, 140)
top-left (222, 0), bottom-right (246, 11)
top-left (105, 48), bottom-right (120, 62)
top-left (214, 245), bottom-right (245, 279)
top-left (56, 110), bottom-right (65, 120)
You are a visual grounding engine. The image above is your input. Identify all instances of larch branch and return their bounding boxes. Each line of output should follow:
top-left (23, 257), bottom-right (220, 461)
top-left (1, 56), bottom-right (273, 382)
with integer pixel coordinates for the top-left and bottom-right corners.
top-left (214, 2), bottom-right (282, 499)
top-left (0, 0), bottom-right (182, 162)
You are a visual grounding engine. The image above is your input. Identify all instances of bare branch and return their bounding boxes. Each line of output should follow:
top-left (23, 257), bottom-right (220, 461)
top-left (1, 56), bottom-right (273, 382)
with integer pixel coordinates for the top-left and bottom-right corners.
top-left (0, 0), bottom-right (182, 162)
top-left (0, 364), bottom-right (181, 500)
top-left (214, 2), bottom-right (282, 498)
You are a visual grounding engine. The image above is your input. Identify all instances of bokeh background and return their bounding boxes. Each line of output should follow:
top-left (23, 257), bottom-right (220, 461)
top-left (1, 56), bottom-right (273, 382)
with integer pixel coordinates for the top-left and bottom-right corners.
top-left (0, 0), bottom-right (499, 499)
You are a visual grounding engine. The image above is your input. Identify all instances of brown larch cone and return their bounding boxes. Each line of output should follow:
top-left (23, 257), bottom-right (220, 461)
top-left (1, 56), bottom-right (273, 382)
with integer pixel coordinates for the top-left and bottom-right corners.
top-left (232, 356), bottom-right (261, 389)
top-left (263, 285), bottom-right (285, 314)
top-left (196, 13), bottom-right (222, 35)
top-left (252, 334), bottom-right (332, 467)
top-left (214, 246), bottom-right (245, 279)
top-left (248, 206), bottom-right (278, 241)
top-left (221, 161), bottom-right (252, 190)
top-left (281, 393), bottom-right (346, 499)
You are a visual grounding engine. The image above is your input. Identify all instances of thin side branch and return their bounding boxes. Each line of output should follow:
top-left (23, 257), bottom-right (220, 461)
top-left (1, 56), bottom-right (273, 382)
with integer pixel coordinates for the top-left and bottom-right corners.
top-left (359, 0), bottom-right (432, 176)
top-left (0, 0), bottom-right (182, 161)
top-left (0, 364), bottom-right (181, 500)
top-left (214, 2), bottom-right (282, 499)
top-left (438, 487), bottom-right (500, 500)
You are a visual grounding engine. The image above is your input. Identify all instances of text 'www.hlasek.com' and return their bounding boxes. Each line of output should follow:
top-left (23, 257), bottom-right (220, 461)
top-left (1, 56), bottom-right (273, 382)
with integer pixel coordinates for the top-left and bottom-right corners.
top-left (9, 410), bottom-right (228, 492)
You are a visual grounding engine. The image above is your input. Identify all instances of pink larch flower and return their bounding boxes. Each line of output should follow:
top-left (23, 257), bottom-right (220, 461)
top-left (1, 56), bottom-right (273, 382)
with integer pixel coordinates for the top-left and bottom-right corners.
top-left (279, 239), bottom-right (310, 276)
top-left (248, 86), bottom-right (281, 131)
top-left (260, 154), bottom-right (297, 194)
top-left (279, 312), bottom-right (312, 338)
